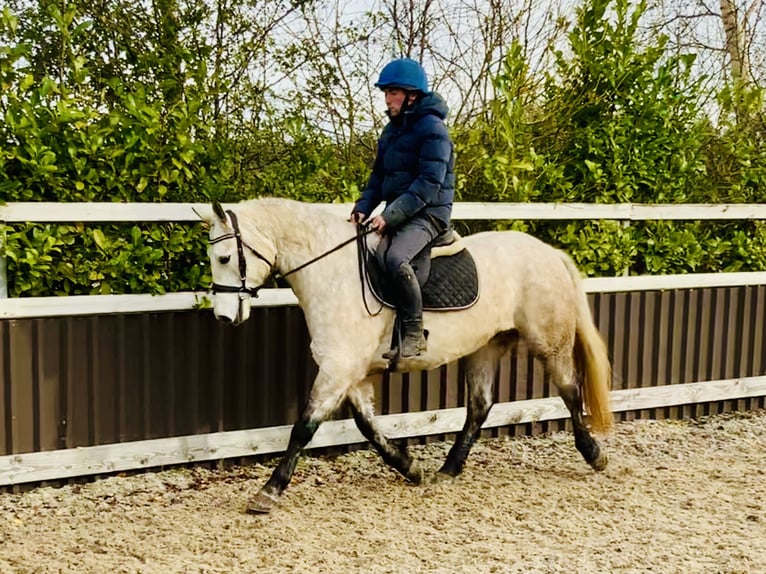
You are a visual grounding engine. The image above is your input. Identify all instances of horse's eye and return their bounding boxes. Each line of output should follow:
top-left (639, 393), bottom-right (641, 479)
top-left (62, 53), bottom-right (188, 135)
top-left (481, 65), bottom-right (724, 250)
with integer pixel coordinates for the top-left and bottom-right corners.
top-left (219, 255), bottom-right (231, 265)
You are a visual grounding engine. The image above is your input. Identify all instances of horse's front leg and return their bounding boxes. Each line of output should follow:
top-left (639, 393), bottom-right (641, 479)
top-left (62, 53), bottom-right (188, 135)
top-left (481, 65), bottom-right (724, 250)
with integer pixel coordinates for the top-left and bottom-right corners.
top-left (247, 369), bottom-right (349, 514)
top-left (347, 380), bottom-right (422, 484)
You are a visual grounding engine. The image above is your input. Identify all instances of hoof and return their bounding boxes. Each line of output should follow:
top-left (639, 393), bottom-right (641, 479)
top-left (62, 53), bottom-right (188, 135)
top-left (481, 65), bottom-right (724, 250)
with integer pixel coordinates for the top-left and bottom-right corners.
top-left (245, 489), bottom-right (280, 514)
top-left (589, 451), bottom-right (609, 472)
top-left (577, 436), bottom-right (608, 472)
top-left (429, 471), bottom-right (457, 484)
top-left (405, 462), bottom-right (424, 485)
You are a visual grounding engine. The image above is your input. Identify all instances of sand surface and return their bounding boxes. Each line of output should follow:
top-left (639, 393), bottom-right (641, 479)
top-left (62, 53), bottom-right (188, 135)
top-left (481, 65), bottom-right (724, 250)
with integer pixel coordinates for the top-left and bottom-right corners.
top-left (1, 410), bottom-right (765, 573)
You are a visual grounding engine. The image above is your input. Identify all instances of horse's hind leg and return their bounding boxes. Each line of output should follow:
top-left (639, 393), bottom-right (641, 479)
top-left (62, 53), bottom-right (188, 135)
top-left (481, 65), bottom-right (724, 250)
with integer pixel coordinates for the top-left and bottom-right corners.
top-left (435, 338), bottom-right (508, 480)
top-left (545, 354), bottom-right (608, 471)
top-left (347, 380), bottom-right (422, 484)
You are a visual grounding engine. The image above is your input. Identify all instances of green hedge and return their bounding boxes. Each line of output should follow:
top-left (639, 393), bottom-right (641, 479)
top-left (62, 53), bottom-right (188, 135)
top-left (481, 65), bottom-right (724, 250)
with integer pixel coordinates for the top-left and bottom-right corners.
top-left (2, 0), bottom-right (765, 297)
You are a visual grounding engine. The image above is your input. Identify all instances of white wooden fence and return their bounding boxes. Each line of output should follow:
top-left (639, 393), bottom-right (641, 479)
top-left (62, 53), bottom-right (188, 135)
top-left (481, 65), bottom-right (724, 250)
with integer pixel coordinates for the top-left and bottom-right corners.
top-left (1, 202), bottom-right (765, 485)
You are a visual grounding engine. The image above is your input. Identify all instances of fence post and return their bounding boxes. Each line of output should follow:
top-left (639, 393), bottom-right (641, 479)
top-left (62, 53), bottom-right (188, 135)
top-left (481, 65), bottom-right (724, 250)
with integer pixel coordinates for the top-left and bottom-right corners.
top-left (622, 219), bottom-right (631, 277)
top-left (0, 220), bottom-right (6, 298)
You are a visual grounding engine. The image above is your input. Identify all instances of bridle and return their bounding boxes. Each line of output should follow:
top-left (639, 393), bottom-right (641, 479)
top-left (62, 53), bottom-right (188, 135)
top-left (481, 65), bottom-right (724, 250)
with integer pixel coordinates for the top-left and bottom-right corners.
top-left (209, 210), bottom-right (275, 298)
top-left (209, 208), bottom-right (375, 298)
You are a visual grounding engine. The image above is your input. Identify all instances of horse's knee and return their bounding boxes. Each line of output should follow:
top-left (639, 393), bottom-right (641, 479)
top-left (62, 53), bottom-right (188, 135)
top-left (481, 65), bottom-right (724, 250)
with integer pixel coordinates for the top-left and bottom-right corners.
top-left (306, 375), bottom-right (354, 422)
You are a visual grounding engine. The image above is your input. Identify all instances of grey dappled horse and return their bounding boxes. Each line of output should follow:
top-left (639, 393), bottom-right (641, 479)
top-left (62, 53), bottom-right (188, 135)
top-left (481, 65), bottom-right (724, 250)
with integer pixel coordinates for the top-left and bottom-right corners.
top-left (204, 198), bottom-right (612, 513)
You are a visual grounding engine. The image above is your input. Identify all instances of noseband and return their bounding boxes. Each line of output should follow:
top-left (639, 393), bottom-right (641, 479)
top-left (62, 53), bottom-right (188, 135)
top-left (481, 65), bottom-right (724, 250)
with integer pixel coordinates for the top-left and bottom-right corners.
top-left (209, 209), bottom-right (375, 298)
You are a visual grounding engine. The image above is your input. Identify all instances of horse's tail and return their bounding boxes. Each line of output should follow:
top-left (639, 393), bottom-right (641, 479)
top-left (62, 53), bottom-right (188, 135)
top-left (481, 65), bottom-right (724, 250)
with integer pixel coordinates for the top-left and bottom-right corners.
top-left (560, 252), bottom-right (613, 434)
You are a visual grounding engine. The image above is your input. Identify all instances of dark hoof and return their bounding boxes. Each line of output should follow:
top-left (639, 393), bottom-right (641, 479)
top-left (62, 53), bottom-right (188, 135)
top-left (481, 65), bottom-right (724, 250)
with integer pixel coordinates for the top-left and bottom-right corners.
top-left (245, 490), bottom-right (280, 514)
top-left (589, 451), bottom-right (609, 472)
top-left (577, 436), bottom-right (608, 472)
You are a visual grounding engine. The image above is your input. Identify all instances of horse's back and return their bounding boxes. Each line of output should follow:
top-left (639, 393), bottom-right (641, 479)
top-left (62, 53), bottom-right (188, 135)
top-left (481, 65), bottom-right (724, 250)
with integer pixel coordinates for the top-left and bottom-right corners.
top-left (463, 230), bottom-right (574, 291)
top-left (460, 230), bottom-right (580, 339)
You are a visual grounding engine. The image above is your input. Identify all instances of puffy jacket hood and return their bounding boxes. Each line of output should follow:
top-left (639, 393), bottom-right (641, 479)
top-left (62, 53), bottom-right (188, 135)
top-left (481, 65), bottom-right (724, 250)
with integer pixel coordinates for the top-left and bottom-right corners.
top-left (410, 92), bottom-right (449, 121)
top-left (387, 92), bottom-right (449, 124)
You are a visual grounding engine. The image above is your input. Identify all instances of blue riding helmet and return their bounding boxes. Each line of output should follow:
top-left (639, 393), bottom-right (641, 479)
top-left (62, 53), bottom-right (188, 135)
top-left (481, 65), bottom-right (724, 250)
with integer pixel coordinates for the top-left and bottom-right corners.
top-left (375, 58), bottom-right (429, 93)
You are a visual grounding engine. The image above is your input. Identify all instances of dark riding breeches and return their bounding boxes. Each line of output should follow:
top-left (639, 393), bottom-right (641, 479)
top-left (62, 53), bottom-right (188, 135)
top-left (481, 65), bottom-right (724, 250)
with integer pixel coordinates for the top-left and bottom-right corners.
top-left (375, 215), bottom-right (442, 284)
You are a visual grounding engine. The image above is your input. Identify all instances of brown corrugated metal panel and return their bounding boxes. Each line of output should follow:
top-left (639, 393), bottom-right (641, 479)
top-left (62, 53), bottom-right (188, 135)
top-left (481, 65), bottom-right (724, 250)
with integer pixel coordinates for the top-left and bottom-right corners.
top-left (0, 321), bottom-right (7, 453)
top-left (0, 308), bottom-right (316, 456)
top-left (7, 320), bottom-right (36, 454)
top-left (611, 287), bottom-right (766, 419)
top-left (1, 286), bottom-right (765, 458)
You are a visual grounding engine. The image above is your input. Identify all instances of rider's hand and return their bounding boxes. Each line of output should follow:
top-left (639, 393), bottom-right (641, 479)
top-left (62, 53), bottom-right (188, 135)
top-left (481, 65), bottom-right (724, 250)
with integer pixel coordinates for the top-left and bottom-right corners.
top-left (368, 214), bottom-right (387, 233)
top-left (348, 211), bottom-right (366, 224)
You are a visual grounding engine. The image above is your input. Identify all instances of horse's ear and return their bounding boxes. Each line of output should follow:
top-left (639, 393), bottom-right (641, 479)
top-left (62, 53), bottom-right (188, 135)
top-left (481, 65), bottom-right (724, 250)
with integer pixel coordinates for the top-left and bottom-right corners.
top-left (212, 201), bottom-right (227, 223)
top-left (191, 206), bottom-right (210, 227)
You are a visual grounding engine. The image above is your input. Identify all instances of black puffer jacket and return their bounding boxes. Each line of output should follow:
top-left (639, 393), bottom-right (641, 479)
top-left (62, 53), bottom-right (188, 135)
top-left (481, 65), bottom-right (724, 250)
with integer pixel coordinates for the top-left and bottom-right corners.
top-left (355, 92), bottom-right (455, 229)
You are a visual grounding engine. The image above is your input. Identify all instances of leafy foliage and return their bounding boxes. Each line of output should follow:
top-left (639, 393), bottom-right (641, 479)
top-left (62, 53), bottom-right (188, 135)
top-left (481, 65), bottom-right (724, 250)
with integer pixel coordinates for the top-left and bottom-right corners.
top-left (5, 223), bottom-right (208, 295)
top-left (456, 0), bottom-right (766, 276)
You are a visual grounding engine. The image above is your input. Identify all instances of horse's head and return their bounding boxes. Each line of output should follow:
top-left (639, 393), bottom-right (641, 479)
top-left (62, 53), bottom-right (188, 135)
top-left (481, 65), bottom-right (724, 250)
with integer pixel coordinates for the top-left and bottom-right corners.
top-left (206, 201), bottom-right (276, 325)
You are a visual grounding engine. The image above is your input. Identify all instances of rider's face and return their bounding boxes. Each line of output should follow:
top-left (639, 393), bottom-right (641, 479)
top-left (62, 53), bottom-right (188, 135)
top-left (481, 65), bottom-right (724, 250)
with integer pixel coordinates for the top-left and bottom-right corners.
top-left (384, 88), bottom-right (412, 116)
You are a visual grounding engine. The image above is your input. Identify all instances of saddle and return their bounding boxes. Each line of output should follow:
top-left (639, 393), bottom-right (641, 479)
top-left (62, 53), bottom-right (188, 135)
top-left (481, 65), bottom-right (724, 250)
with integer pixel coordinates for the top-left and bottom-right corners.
top-left (362, 228), bottom-right (480, 311)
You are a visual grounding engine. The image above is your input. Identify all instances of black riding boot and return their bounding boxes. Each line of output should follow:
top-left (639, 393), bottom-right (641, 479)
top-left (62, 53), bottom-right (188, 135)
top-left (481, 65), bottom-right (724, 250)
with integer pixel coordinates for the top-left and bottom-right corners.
top-left (383, 263), bottom-right (427, 359)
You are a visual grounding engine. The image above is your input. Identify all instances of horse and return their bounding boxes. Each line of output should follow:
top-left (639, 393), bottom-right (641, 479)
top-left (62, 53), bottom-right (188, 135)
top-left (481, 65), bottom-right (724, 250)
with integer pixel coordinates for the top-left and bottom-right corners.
top-left (204, 197), bottom-right (613, 514)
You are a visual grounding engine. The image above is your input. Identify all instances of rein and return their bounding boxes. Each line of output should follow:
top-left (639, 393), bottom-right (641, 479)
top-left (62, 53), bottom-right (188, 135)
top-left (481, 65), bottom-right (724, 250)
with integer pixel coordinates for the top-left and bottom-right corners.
top-left (210, 209), bottom-right (375, 298)
top-left (356, 226), bottom-right (385, 316)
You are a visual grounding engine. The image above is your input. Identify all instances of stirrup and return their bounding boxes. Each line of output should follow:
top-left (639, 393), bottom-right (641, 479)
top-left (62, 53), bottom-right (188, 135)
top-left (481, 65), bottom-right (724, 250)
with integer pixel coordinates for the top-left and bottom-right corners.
top-left (382, 346), bottom-right (399, 360)
top-left (382, 343), bottom-right (425, 360)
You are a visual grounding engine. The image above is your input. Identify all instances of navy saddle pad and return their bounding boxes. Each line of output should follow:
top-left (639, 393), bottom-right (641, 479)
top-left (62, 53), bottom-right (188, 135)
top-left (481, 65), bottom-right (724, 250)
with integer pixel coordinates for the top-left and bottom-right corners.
top-left (364, 235), bottom-right (479, 311)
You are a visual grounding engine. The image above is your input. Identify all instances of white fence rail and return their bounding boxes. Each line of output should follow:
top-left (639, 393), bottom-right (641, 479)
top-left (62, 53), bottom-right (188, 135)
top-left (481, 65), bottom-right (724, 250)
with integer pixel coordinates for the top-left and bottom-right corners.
top-left (4, 201), bottom-right (766, 223)
top-left (3, 272), bottom-right (766, 319)
top-left (2, 201), bottom-right (766, 304)
top-left (3, 374), bottom-right (765, 486)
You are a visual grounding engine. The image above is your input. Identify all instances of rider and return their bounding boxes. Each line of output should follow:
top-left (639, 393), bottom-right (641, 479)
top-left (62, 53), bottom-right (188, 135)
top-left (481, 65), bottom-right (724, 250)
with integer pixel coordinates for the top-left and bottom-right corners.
top-left (350, 58), bottom-right (455, 359)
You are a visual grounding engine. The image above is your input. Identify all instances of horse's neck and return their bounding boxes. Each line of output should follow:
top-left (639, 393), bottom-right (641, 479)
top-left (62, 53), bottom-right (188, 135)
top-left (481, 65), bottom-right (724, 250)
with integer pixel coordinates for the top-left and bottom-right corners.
top-left (242, 199), bottom-right (388, 352)
top-left (271, 203), bottom-right (366, 334)
top-left (244, 199), bottom-right (355, 281)
top-left (278, 203), bottom-right (344, 267)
